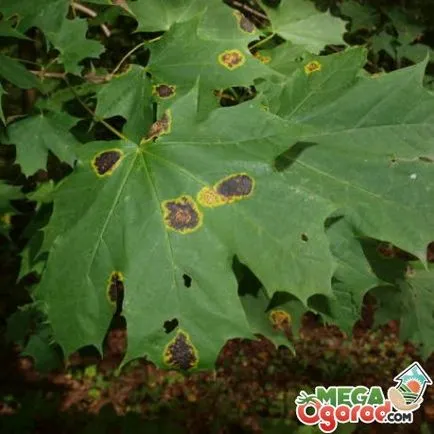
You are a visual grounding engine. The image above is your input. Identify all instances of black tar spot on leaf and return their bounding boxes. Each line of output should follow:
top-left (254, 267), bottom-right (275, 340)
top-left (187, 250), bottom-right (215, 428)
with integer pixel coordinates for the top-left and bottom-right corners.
top-left (164, 331), bottom-right (198, 370)
top-left (155, 84), bottom-right (176, 98)
top-left (163, 196), bottom-right (201, 233)
top-left (216, 174), bottom-right (253, 198)
top-left (93, 150), bottom-right (122, 175)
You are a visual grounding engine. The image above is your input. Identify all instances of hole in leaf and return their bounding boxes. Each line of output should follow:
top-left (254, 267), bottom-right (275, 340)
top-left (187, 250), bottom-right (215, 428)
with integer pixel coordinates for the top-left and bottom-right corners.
top-left (183, 274), bottom-right (192, 288)
top-left (215, 86), bottom-right (256, 107)
top-left (164, 318), bottom-right (179, 334)
top-left (232, 256), bottom-right (263, 297)
top-left (274, 142), bottom-right (317, 172)
top-left (301, 233), bottom-right (308, 242)
top-left (261, 0), bottom-right (281, 7)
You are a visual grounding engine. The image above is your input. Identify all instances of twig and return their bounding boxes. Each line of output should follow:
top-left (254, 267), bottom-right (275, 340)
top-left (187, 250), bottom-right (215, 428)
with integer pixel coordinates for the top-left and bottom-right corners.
top-left (227, 0), bottom-right (268, 20)
top-left (110, 36), bottom-right (161, 76)
top-left (64, 77), bottom-right (127, 141)
top-left (30, 70), bottom-right (66, 79)
top-left (249, 32), bottom-right (276, 50)
top-left (71, 1), bottom-right (111, 38)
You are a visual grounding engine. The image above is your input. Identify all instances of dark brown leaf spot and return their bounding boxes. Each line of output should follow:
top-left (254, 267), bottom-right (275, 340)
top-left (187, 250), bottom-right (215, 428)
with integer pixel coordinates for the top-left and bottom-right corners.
top-left (154, 84), bottom-right (176, 99)
top-left (301, 233), bottom-right (308, 242)
top-left (218, 49), bottom-right (246, 70)
top-left (107, 271), bottom-right (125, 311)
top-left (146, 111), bottom-right (172, 140)
top-left (216, 174), bottom-right (254, 199)
top-left (162, 196), bottom-right (203, 234)
top-left (163, 330), bottom-right (198, 370)
top-left (93, 150), bottom-right (123, 176)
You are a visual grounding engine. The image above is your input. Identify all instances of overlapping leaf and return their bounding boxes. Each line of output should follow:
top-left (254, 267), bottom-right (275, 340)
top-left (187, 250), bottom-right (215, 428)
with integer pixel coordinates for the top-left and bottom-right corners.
top-left (0, 0), bottom-right (104, 75)
top-left (260, 0), bottom-right (347, 53)
top-left (7, 112), bottom-right (80, 176)
top-left (95, 65), bottom-right (153, 143)
top-left (148, 6), bottom-right (271, 102)
top-left (322, 217), bottom-right (384, 333)
top-left (127, 0), bottom-right (206, 32)
top-left (0, 54), bottom-right (42, 90)
top-left (262, 47), bottom-right (434, 262)
top-left (373, 265), bottom-right (434, 359)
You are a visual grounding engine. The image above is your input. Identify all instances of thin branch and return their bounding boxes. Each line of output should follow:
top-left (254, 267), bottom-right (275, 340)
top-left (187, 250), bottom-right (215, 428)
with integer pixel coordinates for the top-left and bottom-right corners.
top-left (249, 32), bottom-right (276, 50)
top-left (110, 41), bottom-right (147, 76)
top-left (227, 0), bottom-right (268, 20)
top-left (64, 77), bottom-right (127, 141)
top-left (30, 70), bottom-right (66, 79)
top-left (71, 2), bottom-right (111, 37)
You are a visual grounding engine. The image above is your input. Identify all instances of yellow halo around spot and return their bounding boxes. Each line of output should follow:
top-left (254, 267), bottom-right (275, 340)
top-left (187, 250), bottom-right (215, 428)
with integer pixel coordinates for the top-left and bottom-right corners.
top-left (304, 60), bottom-right (322, 75)
top-left (218, 49), bottom-right (246, 70)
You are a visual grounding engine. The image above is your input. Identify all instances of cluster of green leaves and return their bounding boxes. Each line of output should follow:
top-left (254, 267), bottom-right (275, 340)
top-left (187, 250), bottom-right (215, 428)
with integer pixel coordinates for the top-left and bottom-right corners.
top-left (0, 0), bottom-right (433, 371)
top-left (331, 0), bottom-right (434, 70)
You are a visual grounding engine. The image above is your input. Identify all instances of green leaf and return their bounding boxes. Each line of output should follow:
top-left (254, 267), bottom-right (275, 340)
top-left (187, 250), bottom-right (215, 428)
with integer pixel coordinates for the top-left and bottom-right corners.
top-left (266, 49), bottom-right (434, 262)
top-left (36, 81), bottom-right (102, 112)
top-left (0, 54), bottom-right (42, 89)
top-left (0, 0), bottom-right (69, 35)
top-left (7, 112), bottom-right (79, 176)
top-left (339, 0), bottom-right (379, 32)
top-left (385, 8), bottom-right (424, 46)
top-left (95, 65), bottom-right (153, 142)
top-left (371, 31), bottom-right (396, 58)
top-left (0, 0), bottom-right (104, 75)
top-left (149, 15), bottom-right (272, 95)
top-left (322, 217), bottom-right (382, 333)
top-left (6, 303), bottom-right (61, 372)
top-left (23, 326), bottom-right (61, 372)
top-left (36, 85), bottom-right (335, 369)
top-left (373, 265), bottom-right (434, 359)
top-left (0, 182), bottom-right (23, 212)
top-left (257, 42), bottom-right (309, 76)
top-left (397, 43), bottom-right (433, 64)
top-left (0, 20), bottom-right (30, 39)
top-left (127, 0), bottom-right (206, 32)
top-left (241, 289), bottom-right (294, 350)
top-left (261, 0), bottom-right (347, 53)
top-left (260, 47), bottom-right (367, 116)
top-left (48, 18), bottom-right (105, 75)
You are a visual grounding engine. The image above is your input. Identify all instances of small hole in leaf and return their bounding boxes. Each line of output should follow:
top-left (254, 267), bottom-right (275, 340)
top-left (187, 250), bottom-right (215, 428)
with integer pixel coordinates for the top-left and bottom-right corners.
top-left (183, 274), bottom-right (192, 288)
top-left (164, 318), bottom-right (179, 333)
top-left (301, 233), bottom-right (308, 242)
